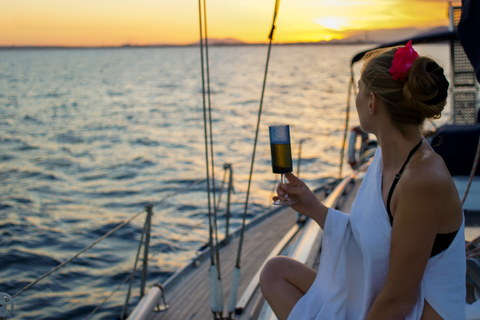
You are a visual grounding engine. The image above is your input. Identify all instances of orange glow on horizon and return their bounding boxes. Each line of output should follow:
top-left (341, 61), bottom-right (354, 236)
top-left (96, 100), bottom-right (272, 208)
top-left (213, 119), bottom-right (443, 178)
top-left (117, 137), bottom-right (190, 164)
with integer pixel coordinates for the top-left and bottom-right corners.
top-left (0, 0), bottom-right (450, 47)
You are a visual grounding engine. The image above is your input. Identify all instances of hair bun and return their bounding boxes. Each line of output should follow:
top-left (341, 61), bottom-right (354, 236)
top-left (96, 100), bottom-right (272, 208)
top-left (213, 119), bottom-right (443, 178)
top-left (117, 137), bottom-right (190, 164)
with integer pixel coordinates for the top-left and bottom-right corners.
top-left (402, 58), bottom-right (448, 120)
top-left (360, 47), bottom-right (449, 127)
top-left (422, 62), bottom-right (449, 105)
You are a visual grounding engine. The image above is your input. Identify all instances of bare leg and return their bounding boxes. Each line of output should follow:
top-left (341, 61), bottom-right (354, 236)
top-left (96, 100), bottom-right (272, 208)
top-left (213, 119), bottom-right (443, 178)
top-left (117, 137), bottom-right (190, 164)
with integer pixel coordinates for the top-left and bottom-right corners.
top-left (420, 300), bottom-right (443, 320)
top-left (260, 256), bottom-right (317, 320)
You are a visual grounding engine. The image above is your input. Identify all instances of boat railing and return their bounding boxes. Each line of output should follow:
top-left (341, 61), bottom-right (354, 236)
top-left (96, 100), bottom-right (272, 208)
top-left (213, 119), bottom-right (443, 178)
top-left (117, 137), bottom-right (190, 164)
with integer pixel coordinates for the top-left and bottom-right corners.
top-left (126, 135), bottom-right (331, 319)
top-left (1, 203), bottom-right (153, 320)
top-left (2, 135), bottom-right (313, 320)
top-left (216, 163), bottom-right (235, 243)
top-left (0, 177), bottom-right (216, 320)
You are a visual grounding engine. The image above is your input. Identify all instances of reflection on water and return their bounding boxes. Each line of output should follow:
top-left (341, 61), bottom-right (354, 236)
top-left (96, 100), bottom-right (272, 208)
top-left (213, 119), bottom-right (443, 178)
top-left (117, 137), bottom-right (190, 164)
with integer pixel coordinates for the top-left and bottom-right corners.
top-left (0, 44), bottom-right (449, 319)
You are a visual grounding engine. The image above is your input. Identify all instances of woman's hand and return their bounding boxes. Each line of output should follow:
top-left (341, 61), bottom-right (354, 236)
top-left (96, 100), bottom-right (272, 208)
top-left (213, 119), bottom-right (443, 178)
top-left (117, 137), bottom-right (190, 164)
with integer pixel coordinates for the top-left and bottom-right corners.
top-left (274, 172), bottom-right (329, 228)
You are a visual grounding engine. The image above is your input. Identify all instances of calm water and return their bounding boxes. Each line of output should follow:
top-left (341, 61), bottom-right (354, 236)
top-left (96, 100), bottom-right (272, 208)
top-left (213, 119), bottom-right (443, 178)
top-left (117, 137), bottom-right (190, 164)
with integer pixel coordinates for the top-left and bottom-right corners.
top-left (0, 44), bottom-right (449, 319)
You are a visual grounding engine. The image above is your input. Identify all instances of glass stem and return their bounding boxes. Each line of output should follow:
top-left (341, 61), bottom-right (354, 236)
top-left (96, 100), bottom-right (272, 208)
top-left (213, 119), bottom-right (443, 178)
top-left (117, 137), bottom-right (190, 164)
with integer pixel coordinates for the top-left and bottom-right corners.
top-left (280, 174), bottom-right (288, 199)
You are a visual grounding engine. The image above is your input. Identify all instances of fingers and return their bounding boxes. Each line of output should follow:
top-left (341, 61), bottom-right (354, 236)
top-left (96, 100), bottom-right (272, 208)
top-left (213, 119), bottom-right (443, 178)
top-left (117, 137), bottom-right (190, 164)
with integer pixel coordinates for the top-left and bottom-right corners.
top-left (281, 184), bottom-right (304, 197)
top-left (274, 173), bottom-right (310, 203)
top-left (284, 172), bottom-right (302, 186)
top-left (280, 180), bottom-right (308, 197)
top-left (284, 172), bottom-right (308, 189)
top-left (275, 183), bottom-right (294, 202)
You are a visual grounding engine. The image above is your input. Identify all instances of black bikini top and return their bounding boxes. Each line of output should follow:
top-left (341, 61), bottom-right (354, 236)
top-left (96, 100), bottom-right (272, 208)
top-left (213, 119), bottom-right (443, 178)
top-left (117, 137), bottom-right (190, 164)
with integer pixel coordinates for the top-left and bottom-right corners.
top-left (386, 140), bottom-right (458, 257)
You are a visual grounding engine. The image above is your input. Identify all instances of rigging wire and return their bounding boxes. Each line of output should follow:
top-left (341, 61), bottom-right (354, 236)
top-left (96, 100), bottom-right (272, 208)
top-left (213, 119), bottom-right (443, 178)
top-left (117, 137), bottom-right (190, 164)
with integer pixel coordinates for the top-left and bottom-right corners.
top-left (197, 0), bottom-right (224, 317)
top-left (339, 67), bottom-right (356, 178)
top-left (236, 0), bottom-right (281, 270)
top-left (197, 0), bottom-right (216, 270)
top-left (225, 3), bottom-right (282, 315)
top-left (202, 0), bottom-right (222, 279)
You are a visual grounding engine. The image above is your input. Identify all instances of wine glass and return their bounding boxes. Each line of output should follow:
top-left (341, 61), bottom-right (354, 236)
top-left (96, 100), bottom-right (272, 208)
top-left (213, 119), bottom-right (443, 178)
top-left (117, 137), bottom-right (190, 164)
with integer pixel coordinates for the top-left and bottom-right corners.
top-left (269, 124), bottom-right (297, 205)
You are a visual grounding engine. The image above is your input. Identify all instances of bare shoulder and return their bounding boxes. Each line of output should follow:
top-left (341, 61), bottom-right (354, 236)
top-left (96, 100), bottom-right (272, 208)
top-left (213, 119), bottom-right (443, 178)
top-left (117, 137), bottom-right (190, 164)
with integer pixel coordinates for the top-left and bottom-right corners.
top-left (399, 148), bottom-right (462, 232)
top-left (404, 150), bottom-right (453, 189)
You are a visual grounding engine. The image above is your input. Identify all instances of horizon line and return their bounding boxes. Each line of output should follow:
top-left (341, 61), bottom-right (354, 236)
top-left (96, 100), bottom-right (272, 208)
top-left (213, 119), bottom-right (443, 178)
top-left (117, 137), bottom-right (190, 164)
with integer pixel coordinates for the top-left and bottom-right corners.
top-left (0, 39), bottom-right (387, 50)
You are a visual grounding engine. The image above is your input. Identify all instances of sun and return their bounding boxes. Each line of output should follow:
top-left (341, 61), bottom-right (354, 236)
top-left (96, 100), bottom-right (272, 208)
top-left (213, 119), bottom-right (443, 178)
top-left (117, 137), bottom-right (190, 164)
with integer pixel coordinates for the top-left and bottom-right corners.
top-left (314, 16), bottom-right (352, 31)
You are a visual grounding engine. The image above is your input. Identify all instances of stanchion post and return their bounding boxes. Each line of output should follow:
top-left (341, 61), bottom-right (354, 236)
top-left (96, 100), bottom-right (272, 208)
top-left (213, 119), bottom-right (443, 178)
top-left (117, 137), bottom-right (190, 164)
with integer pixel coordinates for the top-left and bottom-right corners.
top-left (141, 204), bottom-right (154, 298)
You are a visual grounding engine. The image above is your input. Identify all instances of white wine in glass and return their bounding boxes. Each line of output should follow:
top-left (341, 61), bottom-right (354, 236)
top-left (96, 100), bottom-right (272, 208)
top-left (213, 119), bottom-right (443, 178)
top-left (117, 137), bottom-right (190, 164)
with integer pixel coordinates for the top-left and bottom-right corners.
top-left (269, 124), bottom-right (297, 205)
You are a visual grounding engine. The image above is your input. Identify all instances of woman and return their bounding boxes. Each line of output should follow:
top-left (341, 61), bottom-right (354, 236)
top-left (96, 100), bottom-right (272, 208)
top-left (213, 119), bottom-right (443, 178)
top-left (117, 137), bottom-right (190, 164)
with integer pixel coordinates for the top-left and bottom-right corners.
top-left (260, 41), bottom-right (466, 319)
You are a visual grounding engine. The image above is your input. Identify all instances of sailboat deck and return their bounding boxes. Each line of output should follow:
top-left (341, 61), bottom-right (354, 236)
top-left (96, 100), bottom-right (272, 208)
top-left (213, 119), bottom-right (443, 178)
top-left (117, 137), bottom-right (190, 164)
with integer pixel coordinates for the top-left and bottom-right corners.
top-left (149, 192), bottom-right (326, 320)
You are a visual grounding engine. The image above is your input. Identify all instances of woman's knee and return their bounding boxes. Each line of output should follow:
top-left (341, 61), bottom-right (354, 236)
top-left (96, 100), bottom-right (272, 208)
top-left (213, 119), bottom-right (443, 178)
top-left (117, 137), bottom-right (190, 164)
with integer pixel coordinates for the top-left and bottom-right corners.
top-left (260, 256), bottom-right (290, 291)
top-left (260, 256), bottom-right (317, 296)
top-left (260, 256), bottom-right (288, 291)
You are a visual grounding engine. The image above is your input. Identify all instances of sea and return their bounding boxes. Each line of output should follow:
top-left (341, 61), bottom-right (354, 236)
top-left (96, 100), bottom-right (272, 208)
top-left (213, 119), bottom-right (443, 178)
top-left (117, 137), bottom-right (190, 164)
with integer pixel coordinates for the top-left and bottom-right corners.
top-left (0, 43), bottom-right (450, 319)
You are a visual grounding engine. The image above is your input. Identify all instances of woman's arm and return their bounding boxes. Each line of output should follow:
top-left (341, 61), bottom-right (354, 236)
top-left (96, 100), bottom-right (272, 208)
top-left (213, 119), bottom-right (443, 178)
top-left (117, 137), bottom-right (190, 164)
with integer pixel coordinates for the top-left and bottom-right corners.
top-left (366, 165), bottom-right (461, 319)
top-left (275, 172), bottom-right (329, 229)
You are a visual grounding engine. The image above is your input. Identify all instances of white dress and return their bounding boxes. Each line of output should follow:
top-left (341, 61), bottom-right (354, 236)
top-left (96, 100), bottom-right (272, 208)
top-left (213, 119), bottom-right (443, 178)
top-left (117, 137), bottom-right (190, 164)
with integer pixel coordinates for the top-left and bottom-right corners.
top-left (287, 148), bottom-right (466, 320)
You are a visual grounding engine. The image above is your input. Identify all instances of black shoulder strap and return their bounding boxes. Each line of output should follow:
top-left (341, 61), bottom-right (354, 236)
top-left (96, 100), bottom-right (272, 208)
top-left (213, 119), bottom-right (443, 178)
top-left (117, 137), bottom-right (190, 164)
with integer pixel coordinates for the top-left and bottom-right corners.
top-left (386, 140), bottom-right (423, 225)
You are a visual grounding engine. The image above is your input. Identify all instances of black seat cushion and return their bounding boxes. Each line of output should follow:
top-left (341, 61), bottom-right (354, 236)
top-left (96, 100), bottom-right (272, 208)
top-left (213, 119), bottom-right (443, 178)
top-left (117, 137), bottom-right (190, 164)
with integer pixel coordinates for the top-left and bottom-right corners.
top-left (430, 124), bottom-right (480, 176)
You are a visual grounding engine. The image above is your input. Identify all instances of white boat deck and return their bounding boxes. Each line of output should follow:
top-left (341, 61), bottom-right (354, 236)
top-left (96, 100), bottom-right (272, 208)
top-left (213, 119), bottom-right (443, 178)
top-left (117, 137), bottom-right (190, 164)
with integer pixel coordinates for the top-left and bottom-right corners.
top-left (144, 191), bottom-right (328, 320)
top-left (131, 170), bottom-right (480, 319)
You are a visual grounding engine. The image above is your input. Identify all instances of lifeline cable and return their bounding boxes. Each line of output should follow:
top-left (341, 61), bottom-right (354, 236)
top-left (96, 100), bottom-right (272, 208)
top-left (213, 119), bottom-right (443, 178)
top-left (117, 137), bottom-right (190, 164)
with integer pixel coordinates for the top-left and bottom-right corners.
top-left (11, 208), bottom-right (145, 300)
top-left (9, 178), bottom-right (204, 300)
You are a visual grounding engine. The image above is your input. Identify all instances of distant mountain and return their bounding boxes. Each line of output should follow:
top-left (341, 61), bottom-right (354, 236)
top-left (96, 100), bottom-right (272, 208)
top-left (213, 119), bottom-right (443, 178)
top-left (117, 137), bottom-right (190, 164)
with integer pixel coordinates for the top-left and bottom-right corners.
top-left (190, 38), bottom-right (247, 45)
top-left (415, 26), bottom-right (449, 37)
top-left (336, 26), bottom-right (450, 44)
top-left (187, 26), bottom-right (450, 46)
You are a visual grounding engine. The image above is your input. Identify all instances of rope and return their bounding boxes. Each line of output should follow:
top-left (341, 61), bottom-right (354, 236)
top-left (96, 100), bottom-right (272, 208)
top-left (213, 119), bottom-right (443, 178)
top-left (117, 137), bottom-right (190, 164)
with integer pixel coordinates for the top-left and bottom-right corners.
top-left (462, 133), bottom-right (480, 205)
top-left (268, 0), bottom-right (281, 41)
top-left (236, 0), bottom-right (281, 268)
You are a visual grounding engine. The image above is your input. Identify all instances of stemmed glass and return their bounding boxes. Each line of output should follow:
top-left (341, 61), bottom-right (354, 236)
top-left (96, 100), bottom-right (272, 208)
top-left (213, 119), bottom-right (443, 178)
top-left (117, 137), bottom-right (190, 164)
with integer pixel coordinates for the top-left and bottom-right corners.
top-left (269, 124), bottom-right (297, 205)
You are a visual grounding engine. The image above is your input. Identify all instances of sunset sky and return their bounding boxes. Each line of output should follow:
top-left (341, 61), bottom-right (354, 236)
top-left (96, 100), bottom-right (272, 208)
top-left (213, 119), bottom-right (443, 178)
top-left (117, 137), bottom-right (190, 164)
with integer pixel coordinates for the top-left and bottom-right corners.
top-left (0, 0), bottom-right (453, 47)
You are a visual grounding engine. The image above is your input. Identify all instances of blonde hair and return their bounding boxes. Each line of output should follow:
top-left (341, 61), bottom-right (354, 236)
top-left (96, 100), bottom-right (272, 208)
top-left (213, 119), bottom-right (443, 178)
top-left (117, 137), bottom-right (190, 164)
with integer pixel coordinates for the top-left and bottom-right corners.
top-left (361, 47), bottom-right (449, 129)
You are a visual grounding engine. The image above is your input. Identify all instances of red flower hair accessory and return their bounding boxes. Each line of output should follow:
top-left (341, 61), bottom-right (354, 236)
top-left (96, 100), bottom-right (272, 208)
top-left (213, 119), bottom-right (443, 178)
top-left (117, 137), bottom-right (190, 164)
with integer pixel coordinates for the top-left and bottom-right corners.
top-left (388, 40), bottom-right (419, 81)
